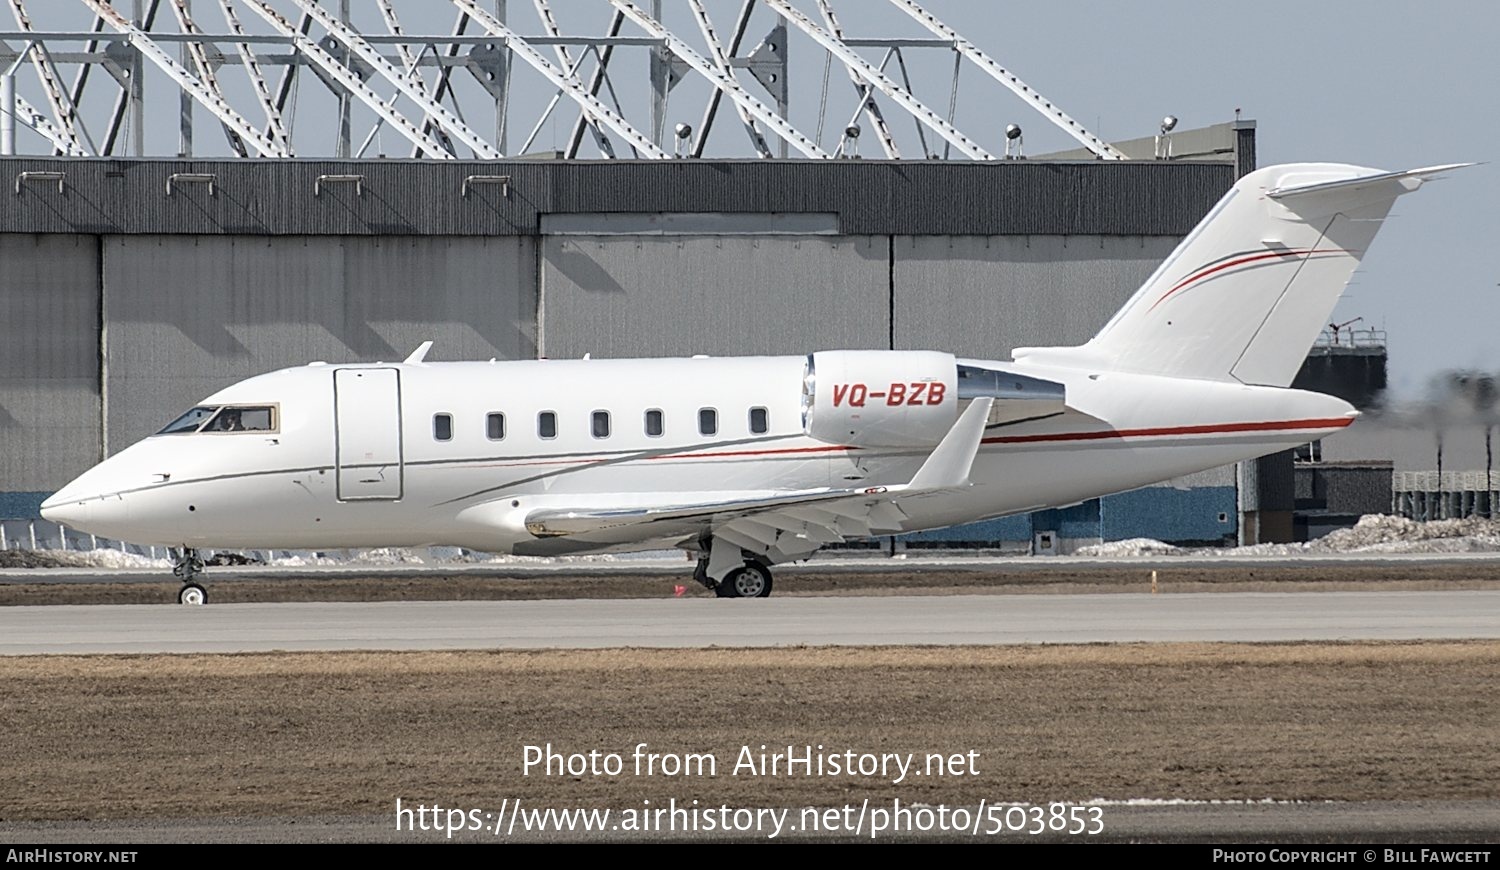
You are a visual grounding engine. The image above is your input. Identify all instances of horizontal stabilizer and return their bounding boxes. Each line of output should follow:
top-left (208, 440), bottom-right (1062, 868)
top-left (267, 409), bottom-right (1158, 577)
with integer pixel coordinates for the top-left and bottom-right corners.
top-left (1266, 163), bottom-right (1474, 201)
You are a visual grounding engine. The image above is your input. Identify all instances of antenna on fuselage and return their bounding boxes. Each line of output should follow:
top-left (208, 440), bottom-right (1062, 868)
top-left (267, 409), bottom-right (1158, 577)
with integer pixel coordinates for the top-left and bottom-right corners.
top-left (403, 341), bottom-right (434, 364)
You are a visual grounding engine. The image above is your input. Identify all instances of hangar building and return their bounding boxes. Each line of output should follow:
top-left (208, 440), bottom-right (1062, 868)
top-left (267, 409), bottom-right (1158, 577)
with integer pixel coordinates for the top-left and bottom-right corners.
top-left (0, 131), bottom-right (1256, 552)
top-left (0, 1), bottom-right (1317, 553)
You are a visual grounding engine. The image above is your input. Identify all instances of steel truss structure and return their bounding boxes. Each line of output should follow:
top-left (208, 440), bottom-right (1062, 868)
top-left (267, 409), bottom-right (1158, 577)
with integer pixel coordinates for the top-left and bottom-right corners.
top-left (0, 0), bottom-right (1127, 160)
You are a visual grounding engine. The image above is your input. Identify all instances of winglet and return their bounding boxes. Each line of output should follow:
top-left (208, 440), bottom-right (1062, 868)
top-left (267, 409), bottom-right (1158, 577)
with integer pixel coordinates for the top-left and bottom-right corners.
top-left (908, 397), bottom-right (993, 490)
top-left (403, 341), bottom-right (434, 364)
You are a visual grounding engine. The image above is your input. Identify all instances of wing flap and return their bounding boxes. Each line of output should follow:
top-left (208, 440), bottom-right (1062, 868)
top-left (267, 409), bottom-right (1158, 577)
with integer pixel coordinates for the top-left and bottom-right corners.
top-left (522, 487), bottom-right (885, 537)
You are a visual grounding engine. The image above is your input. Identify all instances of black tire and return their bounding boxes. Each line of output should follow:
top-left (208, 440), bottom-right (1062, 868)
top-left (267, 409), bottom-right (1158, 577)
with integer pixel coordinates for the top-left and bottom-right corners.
top-left (720, 563), bottom-right (773, 599)
top-left (178, 583), bottom-right (207, 605)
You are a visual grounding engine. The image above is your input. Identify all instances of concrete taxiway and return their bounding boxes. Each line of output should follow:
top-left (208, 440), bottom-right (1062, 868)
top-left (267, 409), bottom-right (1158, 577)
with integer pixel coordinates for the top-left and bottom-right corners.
top-left (9, 550), bottom-right (1500, 584)
top-left (3, 590), bottom-right (1497, 655)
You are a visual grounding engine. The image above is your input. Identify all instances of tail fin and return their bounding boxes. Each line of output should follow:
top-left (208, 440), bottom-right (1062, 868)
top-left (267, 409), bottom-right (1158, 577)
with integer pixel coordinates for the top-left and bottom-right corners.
top-left (1013, 162), bottom-right (1467, 386)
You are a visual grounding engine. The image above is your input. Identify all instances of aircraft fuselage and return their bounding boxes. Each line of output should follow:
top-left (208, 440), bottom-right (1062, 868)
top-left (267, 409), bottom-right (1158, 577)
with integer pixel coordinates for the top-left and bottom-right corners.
top-left (42, 352), bottom-right (1353, 553)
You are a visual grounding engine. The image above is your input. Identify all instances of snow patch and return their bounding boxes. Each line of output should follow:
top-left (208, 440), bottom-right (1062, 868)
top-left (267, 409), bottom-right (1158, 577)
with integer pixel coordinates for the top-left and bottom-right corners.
top-left (1075, 538), bottom-right (1183, 557)
top-left (1075, 514), bottom-right (1500, 558)
top-left (10, 549), bottom-right (173, 569)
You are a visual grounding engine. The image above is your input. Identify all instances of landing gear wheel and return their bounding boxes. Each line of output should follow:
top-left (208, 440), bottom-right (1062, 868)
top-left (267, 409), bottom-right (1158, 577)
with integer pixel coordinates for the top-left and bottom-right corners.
top-left (178, 583), bottom-right (207, 606)
top-left (716, 562), bottom-right (773, 599)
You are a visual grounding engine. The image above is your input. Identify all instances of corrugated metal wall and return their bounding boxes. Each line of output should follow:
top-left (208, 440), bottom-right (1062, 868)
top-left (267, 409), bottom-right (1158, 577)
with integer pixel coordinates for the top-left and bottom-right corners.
top-left (541, 235), bottom-right (888, 358)
top-left (0, 235), bottom-right (100, 490)
top-left (892, 235), bottom-right (1179, 356)
top-left (0, 157), bottom-right (1233, 238)
top-left (102, 235), bottom-right (536, 449)
top-left (539, 232), bottom-right (1184, 363)
top-left (0, 155), bottom-right (1246, 533)
top-left (1295, 465), bottom-right (1393, 517)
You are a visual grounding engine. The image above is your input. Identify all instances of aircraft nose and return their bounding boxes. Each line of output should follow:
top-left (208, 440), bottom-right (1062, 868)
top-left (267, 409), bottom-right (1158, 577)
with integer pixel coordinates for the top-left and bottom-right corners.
top-left (40, 491), bottom-right (93, 528)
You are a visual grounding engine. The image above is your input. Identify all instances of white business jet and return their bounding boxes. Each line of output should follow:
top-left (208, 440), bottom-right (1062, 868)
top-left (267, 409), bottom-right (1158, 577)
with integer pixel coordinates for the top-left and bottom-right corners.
top-left (42, 162), bottom-right (1461, 603)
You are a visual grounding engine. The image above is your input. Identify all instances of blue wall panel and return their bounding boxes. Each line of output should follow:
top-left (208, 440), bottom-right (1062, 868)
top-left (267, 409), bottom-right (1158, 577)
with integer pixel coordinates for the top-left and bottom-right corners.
top-left (898, 514), bottom-right (1031, 545)
top-left (895, 486), bottom-right (1236, 547)
top-left (1101, 486), bottom-right (1236, 543)
top-left (0, 492), bottom-right (48, 520)
top-left (1030, 501), bottom-right (1103, 538)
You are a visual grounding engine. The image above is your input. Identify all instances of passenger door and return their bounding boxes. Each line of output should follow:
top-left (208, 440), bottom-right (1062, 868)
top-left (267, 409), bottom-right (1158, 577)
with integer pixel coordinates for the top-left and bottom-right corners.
top-left (333, 368), bottom-right (403, 500)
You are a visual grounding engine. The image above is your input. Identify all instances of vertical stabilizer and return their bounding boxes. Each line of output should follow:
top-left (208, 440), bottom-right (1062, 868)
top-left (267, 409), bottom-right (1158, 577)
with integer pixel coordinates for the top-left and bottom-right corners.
top-left (1013, 163), bottom-right (1465, 386)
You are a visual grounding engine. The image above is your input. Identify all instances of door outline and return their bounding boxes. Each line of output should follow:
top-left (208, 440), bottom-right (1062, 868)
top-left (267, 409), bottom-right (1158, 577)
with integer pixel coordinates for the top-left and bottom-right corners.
top-left (333, 367), bottom-right (404, 501)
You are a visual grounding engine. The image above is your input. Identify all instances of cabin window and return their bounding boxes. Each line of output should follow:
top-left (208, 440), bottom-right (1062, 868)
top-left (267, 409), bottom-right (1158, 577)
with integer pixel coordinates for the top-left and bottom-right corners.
top-left (433, 413), bottom-right (453, 442)
top-left (698, 408), bottom-right (718, 437)
top-left (538, 411), bottom-right (557, 439)
top-left (486, 412), bottom-right (506, 441)
top-left (592, 410), bottom-right (611, 439)
top-left (749, 406), bottom-right (769, 434)
top-left (644, 409), bottom-right (664, 437)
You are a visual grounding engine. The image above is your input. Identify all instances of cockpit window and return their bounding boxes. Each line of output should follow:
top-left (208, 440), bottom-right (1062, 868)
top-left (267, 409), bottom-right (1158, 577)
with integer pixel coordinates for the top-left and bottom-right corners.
top-left (158, 407), bottom-right (218, 434)
top-left (157, 405), bottom-right (277, 435)
top-left (206, 406), bottom-right (275, 432)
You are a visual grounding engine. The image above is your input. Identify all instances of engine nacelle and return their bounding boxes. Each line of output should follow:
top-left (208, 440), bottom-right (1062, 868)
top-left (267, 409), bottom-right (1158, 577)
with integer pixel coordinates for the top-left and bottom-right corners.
top-left (802, 350), bottom-right (957, 447)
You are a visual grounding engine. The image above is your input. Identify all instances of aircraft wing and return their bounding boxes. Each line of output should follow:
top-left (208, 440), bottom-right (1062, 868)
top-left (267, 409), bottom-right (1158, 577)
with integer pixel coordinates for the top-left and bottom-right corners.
top-left (521, 398), bottom-right (995, 563)
top-left (523, 486), bottom-right (903, 537)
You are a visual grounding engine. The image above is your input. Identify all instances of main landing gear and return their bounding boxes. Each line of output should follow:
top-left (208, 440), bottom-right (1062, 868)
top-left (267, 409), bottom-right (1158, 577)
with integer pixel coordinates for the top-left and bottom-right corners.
top-left (172, 547), bottom-right (207, 605)
top-left (693, 540), bottom-right (775, 598)
top-left (715, 561), bottom-right (773, 599)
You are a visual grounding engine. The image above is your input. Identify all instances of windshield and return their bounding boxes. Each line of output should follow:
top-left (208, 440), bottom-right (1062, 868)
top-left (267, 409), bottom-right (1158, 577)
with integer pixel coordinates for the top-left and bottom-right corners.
top-left (156, 405), bottom-right (278, 435)
top-left (205, 406), bottom-right (275, 432)
top-left (158, 406), bottom-right (218, 435)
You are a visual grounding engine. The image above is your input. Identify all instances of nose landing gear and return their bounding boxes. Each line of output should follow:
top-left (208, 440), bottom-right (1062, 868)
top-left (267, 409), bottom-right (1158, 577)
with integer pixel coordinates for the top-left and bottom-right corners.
top-left (172, 548), bottom-right (207, 605)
